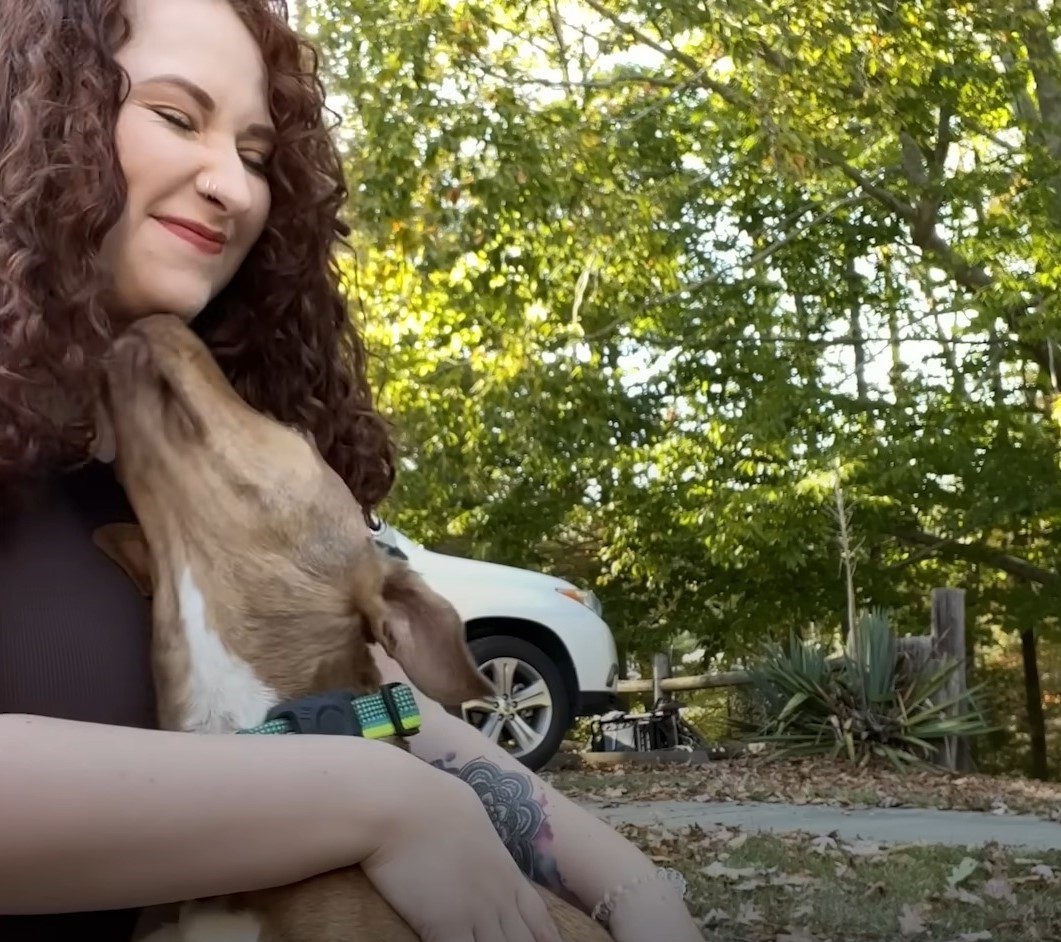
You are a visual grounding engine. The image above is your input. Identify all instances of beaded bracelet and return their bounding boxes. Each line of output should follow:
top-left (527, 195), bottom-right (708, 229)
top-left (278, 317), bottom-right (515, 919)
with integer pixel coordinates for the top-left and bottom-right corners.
top-left (590, 866), bottom-right (688, 926)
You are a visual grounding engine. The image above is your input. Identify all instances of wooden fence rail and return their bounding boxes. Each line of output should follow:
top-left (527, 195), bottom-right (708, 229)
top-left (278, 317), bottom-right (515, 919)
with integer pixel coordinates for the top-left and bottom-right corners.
top-left (616, 669), bottom-right (751, 695)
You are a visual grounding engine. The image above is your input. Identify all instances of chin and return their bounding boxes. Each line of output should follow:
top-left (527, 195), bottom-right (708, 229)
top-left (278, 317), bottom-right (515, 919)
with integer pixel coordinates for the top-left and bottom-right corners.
top-left (121, 285), bottom-right (215, 325)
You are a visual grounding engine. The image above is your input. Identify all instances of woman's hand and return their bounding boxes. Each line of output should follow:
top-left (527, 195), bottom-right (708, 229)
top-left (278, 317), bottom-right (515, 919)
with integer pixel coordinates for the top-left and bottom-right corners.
top-left (604, 876), bottom-right (705, 942)
top-left (360, 765), bottom-right (564, 942)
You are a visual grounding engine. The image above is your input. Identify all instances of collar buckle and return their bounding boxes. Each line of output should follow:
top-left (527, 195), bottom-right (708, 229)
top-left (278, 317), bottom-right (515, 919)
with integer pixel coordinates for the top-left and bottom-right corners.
top-left (237, 684), bottom-right (423, 740)
top-left (264, 690), bottom-right (362, 736)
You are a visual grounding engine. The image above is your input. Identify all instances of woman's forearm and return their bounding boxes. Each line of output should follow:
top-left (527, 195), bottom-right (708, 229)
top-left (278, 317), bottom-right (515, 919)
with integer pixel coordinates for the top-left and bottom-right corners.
top-left (0, 713), bottom-right (419, 913)
top-left (409, 706), bottom-right (659, 906)
top-left (370, 648), bottom-right (651, 907)
top-left (411, 710), bottom-right (701, 939)
top-left (379, 647), bottom-right (704, 939)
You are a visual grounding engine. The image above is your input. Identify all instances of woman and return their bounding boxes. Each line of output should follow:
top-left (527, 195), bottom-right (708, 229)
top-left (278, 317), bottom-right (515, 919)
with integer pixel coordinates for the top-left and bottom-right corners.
top-left (0, 1), bottom-right (702, 940)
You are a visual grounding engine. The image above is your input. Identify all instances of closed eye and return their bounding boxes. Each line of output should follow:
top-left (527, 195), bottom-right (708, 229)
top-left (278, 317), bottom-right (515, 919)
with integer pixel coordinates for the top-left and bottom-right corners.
top-left (151, 106), bottom-right (269, 175)
top-left (240, 151), bottom-right (270, 175)
top-left (153, 107), bottom-right (195, 132)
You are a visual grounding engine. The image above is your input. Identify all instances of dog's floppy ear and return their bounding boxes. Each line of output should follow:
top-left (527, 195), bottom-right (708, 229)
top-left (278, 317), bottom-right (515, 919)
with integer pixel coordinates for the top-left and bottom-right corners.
top-left (364, 555), bottom-right (495, 707)
top-left (93, 523), bottom-right (154, 597)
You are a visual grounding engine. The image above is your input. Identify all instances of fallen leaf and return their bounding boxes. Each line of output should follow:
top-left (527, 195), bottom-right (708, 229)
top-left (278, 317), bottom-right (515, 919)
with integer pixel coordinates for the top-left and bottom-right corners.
top-left (770, 871), bottom-right (818, 889)
top-left (947, 856), bottom-right (979, 887)
top-left (982, 876), bottom-right (1017, 904)
top-left (1030, 863), bottom-right (1055, 881)
top-left (811, 834), bottom-right (838, 854)
top-left (736, 901), bottom-right (764, 924)
top-left (843, 839), bottom-right (886, 857)
top-left (942, 886), bottom-right (984, 906)
top-left (727, 832), bottom-right (749, 850)
top-left (734, 878), bottom-right (768, 891)
top-left (703, 860), bottom-right (760, 880)
top-left (700, 908), bottom-right (730, 927)
top-left (899, 903), bottom-right (928, 936)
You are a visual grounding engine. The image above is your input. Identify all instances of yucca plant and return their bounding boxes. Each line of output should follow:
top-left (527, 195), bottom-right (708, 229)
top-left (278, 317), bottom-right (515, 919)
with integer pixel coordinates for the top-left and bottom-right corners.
top-left (736, 610), bottom-right (996, 770)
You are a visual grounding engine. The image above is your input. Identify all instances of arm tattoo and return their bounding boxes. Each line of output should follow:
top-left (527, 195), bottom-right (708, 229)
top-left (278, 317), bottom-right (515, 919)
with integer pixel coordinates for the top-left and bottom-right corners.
top-left (430, 753), bottom-right (582, 908)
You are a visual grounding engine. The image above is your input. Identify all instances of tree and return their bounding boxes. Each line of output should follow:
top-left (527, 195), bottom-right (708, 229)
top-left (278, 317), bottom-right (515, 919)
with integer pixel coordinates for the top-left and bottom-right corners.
top-left (299, 0), bottom-right (1061, 777)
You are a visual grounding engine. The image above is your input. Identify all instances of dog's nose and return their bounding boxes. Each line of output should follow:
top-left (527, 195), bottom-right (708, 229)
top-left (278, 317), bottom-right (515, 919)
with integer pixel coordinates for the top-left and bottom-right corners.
top-left (110, 329), bottom-right (153, 376)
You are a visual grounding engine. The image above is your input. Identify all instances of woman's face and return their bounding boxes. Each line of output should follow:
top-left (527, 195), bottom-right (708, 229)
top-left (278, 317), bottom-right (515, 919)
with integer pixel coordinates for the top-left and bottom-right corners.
top-left (100, 0), bottom-right (274, 322)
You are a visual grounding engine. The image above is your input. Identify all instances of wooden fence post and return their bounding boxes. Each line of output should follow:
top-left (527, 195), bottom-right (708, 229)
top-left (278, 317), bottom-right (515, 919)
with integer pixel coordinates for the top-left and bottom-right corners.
top-left (931, 587), bottom-right (973, 772)
top-left (651, 652), bottom-right (672, 705)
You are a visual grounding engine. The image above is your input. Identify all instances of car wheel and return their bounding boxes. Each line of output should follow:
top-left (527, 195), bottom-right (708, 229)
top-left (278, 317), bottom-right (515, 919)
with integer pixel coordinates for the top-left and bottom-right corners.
top-left (460, 635), bottom-right (571, 772)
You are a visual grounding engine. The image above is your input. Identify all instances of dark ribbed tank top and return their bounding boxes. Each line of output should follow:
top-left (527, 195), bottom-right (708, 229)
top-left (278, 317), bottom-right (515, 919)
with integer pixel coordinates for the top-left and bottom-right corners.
top-left (0, 460), bottom-right (156, 939)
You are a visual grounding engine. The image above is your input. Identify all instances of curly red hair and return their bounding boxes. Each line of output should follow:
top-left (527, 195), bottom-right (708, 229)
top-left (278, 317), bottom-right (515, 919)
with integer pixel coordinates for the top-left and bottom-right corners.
top-left (0, 0), bottom-right (395, 516)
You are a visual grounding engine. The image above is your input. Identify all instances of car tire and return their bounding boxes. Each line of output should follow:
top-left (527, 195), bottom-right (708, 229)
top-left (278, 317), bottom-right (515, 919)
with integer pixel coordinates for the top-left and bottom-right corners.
top-left (461, 634), bottom-right (571, 772)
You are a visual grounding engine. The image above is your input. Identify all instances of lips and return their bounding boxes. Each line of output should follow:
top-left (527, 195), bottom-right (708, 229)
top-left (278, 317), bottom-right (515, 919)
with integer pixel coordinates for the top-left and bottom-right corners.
top-left (155, 216), bottom-right (227, 256)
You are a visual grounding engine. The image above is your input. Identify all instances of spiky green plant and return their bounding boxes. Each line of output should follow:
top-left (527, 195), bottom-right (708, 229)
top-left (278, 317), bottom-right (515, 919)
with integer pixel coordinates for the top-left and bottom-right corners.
top-left (736, 610), bottom-right (995, 770)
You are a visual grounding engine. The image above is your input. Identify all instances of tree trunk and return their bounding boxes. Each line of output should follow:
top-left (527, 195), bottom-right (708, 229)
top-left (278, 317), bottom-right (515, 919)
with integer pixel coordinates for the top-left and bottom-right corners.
top-left (1019, 627), bottom-right (1049, 780)
top-left (847, 257), bottom-right (868, 401)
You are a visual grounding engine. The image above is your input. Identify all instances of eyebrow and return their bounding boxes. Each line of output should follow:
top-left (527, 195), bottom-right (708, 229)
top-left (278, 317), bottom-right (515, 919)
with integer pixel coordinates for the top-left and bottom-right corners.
top-left (139, 73), bottom-right (277, 144)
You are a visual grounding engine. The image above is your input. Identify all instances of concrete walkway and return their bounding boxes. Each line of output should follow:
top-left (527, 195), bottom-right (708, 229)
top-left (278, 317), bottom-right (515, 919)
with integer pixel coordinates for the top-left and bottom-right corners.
top-left (581, 799), bottom-right (1061, 852)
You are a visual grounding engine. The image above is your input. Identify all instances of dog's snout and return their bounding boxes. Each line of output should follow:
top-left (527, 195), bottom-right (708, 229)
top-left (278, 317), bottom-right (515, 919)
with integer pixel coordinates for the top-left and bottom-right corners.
top-left (108, 329), bottom-right (158, 389)
top-left (105, 322), bottom-right (207, 443)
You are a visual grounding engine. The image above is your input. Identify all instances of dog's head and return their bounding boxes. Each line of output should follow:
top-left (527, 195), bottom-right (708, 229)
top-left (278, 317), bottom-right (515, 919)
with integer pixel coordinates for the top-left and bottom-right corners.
top-left (96, 314), bottom-right (493, 708)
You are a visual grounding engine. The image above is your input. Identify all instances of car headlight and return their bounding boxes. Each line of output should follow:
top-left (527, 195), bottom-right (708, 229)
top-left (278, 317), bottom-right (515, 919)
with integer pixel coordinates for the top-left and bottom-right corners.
top-left (556, 586), bottom-right (602, 617)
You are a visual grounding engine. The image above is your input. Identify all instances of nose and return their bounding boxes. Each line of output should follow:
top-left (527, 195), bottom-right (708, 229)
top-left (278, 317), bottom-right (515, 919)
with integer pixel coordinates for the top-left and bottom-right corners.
top-left (111, 327), bottom-right (153, 374)
top-left (106, 321), bottom-right (208, 442)
top-left (108, 316), bottom-right (184, 388)
top-left (198, 144), bottom-right (254, 216)
top-left (105, 327), bottom-right (158, 405)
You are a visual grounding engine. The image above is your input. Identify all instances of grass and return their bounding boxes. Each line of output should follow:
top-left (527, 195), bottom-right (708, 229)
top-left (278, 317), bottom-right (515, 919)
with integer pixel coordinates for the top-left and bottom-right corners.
top-left (616, 821), bottom-right (1061, 941)
top-left (544, 754), bottom-right (1061, 938)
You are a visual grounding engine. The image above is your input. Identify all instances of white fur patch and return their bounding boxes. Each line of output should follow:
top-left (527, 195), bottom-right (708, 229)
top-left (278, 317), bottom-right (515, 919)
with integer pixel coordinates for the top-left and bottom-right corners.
top-left (177, 566), bottom-right (277, 733)
top-left (138, 904), bottom-right (263, 942)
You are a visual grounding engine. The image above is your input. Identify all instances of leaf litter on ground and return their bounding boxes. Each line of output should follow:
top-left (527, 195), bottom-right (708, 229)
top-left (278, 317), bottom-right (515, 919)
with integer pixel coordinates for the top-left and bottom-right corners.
top-left (609, 819), bottom-right (1061, 941)
top-left (545, 754), bottom-right (1061, 822)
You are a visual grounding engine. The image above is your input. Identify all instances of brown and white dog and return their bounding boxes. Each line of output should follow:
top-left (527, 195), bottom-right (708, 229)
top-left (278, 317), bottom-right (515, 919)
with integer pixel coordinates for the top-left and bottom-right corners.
top-left (93, 315), bottom-right (611, 942)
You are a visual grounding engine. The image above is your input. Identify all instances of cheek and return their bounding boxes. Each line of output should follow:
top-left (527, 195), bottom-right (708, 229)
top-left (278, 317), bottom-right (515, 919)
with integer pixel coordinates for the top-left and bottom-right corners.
top-left (251, 186), bottom-right (272, 242)
top-left (98, 112), bottom-right (146, 273)
top-left (111, 112), bottom-right (196, 250)
top-left (231, 186), bottom-right (272, 264)
top-left (113, 109), bottom-right (164, 203)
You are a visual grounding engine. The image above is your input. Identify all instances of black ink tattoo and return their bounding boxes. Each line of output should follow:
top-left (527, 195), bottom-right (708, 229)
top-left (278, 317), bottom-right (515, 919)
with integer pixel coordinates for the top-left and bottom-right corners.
top-left (430, 753), bottom-right (582, 908)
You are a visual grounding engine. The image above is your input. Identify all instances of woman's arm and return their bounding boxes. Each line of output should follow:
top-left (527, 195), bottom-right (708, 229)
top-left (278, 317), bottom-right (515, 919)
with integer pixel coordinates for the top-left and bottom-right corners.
top-left (0, 712), bottom-right (422, 913)
top-left (373, 649), bottom-right (704, 942)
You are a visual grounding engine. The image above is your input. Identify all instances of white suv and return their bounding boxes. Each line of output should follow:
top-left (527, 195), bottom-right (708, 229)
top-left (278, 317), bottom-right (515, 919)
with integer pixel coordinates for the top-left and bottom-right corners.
top-left (372, 521), bottom-right (620, 770)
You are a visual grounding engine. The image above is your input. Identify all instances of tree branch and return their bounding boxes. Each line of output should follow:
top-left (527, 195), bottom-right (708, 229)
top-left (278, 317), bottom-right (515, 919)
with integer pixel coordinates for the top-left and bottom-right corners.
top-left (574, 1), bottom-right (1050, 375)
top-left (890, 527), bottom-right (1061, 589)
top-left (1013, 0), bottom-right (1061, 159)
top-left (578, 0), bottom-right (747, 108)
top-left (647, 193), bottom-right (864, 306)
